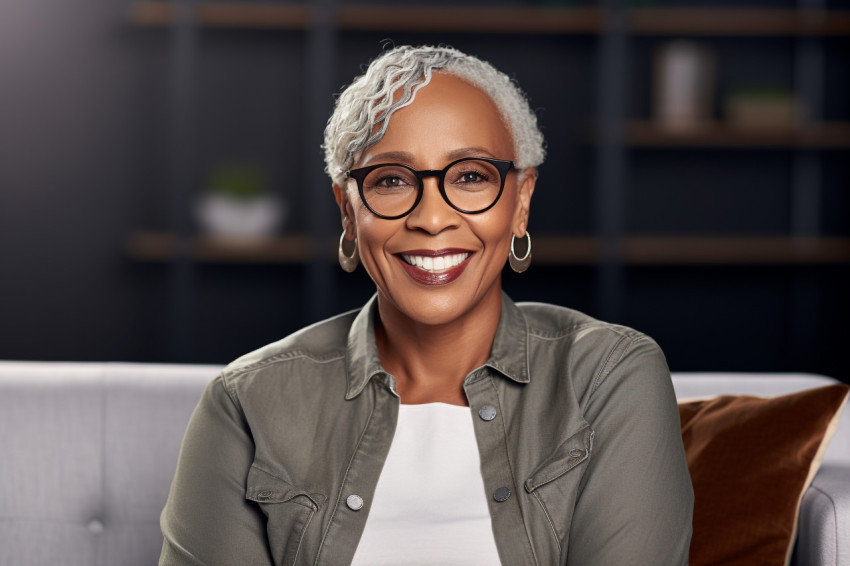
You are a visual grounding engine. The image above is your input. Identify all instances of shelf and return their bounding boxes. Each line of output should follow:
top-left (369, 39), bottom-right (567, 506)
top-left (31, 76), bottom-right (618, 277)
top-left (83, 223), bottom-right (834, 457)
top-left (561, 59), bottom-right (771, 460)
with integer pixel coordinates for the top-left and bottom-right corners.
top-left (129, 2), bottom-right (311, 29)
top-left (128, 3), bottom-right (850, 36)
top-left (626, 121), bottom-right (850, 149)
top-left (544, 236), bottom-right (850, 264)
top-left (618, 237), bottom-right (850, 265)
top-left (127, 232), bottom-right (330, 263)
top-left (125, 233), bottom-right (602, 264)
top-left (629, 8), bottom-right (850, 36)
top-left (335, 5), bottom-right (601, 34)
top-left (128, 2), bottom-right (602, 33)
top-left (127, 233), bottom-right (850, 265)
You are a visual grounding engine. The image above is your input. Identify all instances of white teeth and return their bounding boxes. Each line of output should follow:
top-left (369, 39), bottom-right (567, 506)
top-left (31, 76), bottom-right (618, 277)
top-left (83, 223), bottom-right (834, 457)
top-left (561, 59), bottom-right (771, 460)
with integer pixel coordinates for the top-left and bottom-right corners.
top-left (401, 253), bottom-right (470, 272)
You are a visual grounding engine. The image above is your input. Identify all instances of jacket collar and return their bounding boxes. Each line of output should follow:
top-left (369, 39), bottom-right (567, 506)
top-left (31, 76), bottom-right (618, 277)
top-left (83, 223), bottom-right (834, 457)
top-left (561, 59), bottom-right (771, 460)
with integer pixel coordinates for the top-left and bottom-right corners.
top-left (345, 293), bottom-right (530, 400)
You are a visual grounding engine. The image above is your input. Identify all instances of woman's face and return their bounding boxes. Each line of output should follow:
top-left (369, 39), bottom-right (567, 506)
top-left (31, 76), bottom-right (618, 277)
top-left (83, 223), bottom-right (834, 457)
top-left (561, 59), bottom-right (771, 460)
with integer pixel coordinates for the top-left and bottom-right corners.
top-left (334, 72), bottom-right (535, 327)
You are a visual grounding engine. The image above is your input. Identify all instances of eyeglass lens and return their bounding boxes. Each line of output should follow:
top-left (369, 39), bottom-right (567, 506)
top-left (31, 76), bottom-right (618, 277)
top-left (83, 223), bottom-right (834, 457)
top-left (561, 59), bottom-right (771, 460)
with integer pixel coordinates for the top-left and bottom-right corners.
top-left (360, 159), bottom-right (504, 217)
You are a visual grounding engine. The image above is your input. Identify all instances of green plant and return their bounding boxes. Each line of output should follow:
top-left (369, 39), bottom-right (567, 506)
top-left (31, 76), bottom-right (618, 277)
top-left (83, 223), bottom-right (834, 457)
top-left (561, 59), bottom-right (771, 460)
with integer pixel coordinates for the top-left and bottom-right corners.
top-left (207, 163), bottom-right (268, 200)
top-left (728, 85), bottom-right (794, 101)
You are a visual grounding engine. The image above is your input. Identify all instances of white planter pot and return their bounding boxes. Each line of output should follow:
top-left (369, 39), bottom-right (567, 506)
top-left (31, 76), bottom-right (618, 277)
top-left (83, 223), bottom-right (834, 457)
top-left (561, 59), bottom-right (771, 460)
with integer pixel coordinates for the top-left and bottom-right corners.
top-left (195, 193), bottom-right (285, 237)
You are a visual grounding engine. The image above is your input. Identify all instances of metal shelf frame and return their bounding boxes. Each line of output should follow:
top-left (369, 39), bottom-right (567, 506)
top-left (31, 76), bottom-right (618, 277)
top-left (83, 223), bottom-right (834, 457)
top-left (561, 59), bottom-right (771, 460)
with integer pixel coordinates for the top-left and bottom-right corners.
top-left (153, 0), bottom-right (846, 361)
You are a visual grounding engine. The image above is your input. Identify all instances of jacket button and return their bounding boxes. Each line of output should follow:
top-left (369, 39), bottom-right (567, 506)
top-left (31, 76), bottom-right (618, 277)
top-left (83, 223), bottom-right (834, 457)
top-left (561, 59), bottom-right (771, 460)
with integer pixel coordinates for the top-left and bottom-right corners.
top-left (478, 405), bottom-right (497, 421)
top-left (493, 487), bottom-right (511, 502)
top-left (346, 494), bottom-right (364, 511)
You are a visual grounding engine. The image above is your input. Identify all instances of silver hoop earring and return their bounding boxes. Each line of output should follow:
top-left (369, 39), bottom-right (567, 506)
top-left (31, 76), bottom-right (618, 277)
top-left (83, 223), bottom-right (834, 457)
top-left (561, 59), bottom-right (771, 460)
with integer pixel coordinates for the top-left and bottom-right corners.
top-left (509, 232), bottom-right (532, 273)
top-left (338, 231), bottom-right (359, 272)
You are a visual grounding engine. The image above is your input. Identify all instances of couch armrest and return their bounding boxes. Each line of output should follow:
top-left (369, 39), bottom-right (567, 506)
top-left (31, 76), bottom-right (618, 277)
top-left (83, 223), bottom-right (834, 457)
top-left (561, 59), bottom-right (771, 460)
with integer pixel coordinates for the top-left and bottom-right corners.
top-left (792, 465), bottom-right (850, 566)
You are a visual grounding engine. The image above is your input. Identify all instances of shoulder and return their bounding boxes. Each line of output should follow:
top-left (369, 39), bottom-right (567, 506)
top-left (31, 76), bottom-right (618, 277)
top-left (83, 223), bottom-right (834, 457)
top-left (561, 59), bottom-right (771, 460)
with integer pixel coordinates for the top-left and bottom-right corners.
top-left (517, 301), bottom-right (666, 396)
top-left (217, 308), bottom-right (358, 393)
top-left (518, 301), bottom-right (655, 350)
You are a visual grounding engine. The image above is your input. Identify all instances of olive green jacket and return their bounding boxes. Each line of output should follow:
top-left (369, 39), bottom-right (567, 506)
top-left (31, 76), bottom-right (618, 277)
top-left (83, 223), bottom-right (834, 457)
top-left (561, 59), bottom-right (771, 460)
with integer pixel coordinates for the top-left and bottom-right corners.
top-left (160, 294), bottom-right (693, 565)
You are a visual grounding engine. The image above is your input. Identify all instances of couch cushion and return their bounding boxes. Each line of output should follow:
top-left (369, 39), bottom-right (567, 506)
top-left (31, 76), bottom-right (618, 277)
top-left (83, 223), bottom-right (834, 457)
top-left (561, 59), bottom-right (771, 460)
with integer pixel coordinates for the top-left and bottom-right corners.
top-left (792, 465), bottom-right (850, 566)
top-left (0, 361), bottom-right (218, 566)
top-left (0, 363), bottom-right (104, 566)
top-left (680, 384), bottom-right (849, 566)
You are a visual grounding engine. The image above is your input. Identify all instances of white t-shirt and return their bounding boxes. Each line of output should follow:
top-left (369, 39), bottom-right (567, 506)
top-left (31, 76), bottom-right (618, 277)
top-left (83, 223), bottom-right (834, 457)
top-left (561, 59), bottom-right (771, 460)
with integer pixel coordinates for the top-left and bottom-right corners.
top-left (350, 402), bottom-right (502, 565)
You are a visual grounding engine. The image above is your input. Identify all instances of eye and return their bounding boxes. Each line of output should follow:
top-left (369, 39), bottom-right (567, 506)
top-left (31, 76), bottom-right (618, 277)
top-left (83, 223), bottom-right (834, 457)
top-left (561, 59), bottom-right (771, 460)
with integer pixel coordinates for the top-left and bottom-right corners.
top-left (364, 168), bottom-right (417, 192)
top-left (459, 171), bottom-right (486, 183)
top-left (450, 167), bottom-right (493, 185)
top-left (375, 175), bottom-right (407, 188)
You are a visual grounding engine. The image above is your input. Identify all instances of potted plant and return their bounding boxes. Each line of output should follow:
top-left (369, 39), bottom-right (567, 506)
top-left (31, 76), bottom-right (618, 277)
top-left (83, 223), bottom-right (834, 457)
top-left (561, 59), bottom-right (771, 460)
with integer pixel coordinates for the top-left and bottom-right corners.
top-left (725, 85), bottom-right (801, 130)
top-left (195, 162), bottom-right (285, 237)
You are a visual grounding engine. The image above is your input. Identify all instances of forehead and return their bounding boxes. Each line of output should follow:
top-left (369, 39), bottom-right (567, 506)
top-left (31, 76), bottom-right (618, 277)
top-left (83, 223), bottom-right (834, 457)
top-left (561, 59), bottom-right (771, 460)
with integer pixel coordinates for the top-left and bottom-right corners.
top-left (359, 72), bottom-right (513, 167)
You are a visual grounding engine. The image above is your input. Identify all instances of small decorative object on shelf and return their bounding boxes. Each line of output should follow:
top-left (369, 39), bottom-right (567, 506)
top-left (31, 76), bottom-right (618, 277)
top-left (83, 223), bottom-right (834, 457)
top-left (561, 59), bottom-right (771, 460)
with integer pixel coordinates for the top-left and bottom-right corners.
top-left (653, 40), bottom-right (715, 132)
top-left (195, 162), bottom-right (286, 237)
top-left (724, 86), bottom-right (802, 131)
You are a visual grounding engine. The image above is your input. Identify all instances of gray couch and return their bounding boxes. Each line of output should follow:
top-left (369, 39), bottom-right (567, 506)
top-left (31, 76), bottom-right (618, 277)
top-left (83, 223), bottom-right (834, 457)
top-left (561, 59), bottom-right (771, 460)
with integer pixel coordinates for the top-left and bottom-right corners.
top-left (0, 361), bottom-right (847, 566)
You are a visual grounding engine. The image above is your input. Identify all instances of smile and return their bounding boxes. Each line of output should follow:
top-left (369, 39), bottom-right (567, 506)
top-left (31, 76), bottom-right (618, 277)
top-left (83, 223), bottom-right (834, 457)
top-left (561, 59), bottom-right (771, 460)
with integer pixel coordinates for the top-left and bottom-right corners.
top-left (394, 249), bottom-right (473, 285)
top-left (400, 252), bottom-right (470, 272)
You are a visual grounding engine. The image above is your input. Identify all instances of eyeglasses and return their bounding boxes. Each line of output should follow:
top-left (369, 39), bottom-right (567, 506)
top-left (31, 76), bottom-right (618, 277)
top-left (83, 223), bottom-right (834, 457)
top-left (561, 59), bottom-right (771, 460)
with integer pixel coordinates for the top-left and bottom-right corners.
top-left (345, 157), bottom-right (515, 220)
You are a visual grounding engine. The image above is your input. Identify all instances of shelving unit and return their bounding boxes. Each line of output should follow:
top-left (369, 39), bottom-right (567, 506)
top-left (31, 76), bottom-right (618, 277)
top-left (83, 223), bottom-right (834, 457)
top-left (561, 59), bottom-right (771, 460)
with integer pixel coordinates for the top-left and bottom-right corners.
top-left (626, 121), bottom-right (850, 148)
top-left (127, 233), bottom-right (850, 265)
top-left (128, 0), bottom-right (849, 366)
top-left (129, 2), bottom-right (604, 32)
top-left (129, 3), bottom-right (850, 36)
top-left (627, 8), bottom-right (850, 35)
top-left (127, 233), bottom-right (324, 263)
top-left (130, 2), bottom-right (312, 28)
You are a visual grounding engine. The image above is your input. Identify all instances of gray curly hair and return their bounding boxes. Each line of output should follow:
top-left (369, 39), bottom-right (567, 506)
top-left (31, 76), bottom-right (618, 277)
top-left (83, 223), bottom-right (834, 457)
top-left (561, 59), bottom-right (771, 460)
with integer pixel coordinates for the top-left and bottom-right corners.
top-left (323, 45), bottom-right (546, 187)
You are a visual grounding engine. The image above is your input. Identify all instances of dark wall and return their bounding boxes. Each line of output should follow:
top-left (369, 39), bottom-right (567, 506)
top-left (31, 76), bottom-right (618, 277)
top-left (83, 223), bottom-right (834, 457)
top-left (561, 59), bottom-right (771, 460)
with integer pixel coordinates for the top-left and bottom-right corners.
top-left (1, 0), bottom-right (154, 361)
top-left (1, 0), bottom-right (848, 383)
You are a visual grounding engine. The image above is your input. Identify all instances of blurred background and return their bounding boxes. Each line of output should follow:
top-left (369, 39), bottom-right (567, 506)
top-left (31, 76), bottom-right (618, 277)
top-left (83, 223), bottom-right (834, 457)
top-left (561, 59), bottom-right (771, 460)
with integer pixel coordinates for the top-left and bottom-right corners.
top-left (0, 0), bottom-right (848, 382)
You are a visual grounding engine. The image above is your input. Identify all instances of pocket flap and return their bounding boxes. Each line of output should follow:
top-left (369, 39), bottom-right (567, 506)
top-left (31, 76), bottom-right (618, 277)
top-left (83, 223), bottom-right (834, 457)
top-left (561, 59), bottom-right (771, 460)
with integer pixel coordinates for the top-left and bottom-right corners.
top-left (245, 465), bottom-right (325, 509)
top-left (525, 426), bottom-right (594, 493)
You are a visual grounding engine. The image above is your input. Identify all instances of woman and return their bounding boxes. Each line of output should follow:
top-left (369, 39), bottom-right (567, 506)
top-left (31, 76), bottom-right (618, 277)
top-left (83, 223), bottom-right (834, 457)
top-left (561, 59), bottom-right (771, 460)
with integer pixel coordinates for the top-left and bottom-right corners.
top-left (160, 45), bottom-right (693, 565)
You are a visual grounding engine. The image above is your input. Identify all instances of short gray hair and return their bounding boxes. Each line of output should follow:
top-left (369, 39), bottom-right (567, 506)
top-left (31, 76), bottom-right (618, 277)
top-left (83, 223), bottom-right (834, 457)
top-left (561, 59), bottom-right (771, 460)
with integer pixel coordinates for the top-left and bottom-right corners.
top-left (323, 45), bottom-right (546, 187)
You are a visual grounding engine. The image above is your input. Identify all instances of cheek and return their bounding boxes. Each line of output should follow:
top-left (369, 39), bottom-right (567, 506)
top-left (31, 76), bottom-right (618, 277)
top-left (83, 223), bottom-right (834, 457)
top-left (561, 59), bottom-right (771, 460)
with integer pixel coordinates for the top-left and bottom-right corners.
top-left (485, 221), bottom-right (512, 248)
top-left (352, 213), bottom-right (397, 275)
top-left (354, 210), bottom-right (385, 244)
top-left (477, 202), bottom-right (518, 251)
top-left (349, 195), bottom-right (378, 239)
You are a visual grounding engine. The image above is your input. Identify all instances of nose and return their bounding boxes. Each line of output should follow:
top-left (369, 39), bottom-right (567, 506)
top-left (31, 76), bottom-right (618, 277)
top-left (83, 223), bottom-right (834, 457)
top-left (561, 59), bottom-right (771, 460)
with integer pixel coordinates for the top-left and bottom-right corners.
top-left (404, 176), bottom-right (461, 234)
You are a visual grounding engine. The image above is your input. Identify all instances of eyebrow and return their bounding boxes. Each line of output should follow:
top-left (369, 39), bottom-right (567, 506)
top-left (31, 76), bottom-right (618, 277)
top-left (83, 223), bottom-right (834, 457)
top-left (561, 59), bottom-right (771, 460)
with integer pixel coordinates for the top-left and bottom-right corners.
top-left (363, 150), bottom-right (415, 164)
top-left (446, 147), bottom-right (497, 161)
top-left (361, 147), bottom-right (498, 167)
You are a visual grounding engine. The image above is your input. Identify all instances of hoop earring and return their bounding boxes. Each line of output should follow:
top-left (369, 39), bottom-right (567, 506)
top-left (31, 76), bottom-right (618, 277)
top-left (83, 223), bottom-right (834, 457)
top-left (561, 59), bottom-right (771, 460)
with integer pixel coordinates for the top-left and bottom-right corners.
top-left (509, 232), bottom-right (532, 273)
top-left (338, 231), bottom-right (359, 272)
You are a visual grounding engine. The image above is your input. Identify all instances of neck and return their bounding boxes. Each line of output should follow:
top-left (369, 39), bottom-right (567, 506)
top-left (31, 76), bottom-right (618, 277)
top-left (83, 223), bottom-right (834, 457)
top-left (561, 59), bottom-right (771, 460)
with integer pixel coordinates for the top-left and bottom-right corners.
top-left (375, 284), bottom-right (503, 407)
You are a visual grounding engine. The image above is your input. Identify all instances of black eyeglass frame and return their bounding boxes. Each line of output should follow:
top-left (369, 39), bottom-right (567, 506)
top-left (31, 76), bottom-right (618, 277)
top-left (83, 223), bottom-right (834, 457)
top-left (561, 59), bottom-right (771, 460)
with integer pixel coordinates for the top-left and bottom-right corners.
top-left (345, 157), bottom-right (516, 220)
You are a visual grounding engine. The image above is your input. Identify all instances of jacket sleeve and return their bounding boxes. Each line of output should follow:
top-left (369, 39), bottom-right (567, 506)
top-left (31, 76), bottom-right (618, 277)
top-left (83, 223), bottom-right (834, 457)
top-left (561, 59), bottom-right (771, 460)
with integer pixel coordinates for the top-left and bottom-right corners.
top-left (567, 336), bottom-right (693, 565)
top-left (160, 375), bottom-right (275, 566)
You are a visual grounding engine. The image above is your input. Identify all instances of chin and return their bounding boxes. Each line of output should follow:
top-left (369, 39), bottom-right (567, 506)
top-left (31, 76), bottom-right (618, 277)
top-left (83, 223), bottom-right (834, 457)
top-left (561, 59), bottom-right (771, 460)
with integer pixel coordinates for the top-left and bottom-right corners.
top-left (382, 282), bottom-right (499, 327)
top-left (407, 304), bottom-right (467, 327)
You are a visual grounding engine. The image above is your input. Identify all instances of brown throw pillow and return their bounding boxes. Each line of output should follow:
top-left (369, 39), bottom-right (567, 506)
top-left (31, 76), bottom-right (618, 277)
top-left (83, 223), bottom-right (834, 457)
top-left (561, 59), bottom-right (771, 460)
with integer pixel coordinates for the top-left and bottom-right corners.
top-left (679, 384), bottom-right (849, 566)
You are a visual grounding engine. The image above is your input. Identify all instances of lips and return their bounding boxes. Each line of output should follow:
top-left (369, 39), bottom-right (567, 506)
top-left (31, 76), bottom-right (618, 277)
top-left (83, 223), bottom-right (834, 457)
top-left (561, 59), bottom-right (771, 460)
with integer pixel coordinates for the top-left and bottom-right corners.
top-left (395, 249), bottom-right (473, 285)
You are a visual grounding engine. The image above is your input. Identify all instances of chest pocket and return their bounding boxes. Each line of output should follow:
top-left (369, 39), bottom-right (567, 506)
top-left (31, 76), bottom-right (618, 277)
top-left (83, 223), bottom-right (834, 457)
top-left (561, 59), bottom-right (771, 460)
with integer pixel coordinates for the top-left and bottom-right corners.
top-left (246, 464), bottom-right (326, 566)
top-left (524, 425), bottom-right (594, 543)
